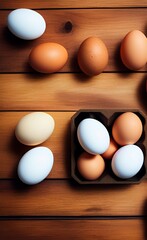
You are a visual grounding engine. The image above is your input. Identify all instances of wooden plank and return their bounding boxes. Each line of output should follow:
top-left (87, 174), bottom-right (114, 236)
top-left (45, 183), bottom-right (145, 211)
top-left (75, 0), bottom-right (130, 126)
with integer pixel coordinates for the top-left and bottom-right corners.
top-left (0, 219), bottom-right (146, 240)
top-left (0, 73), bottom-right (146, 111)
top-left (0, 9), bottom-right (147, 72)
top-left (0, 111), bottom-right (73, 179)
top-left (0, 180), bottom-right (146, 216)
top-left (0, 0), bottom-right (147, 9)
top-left (0, 1), bottom-right (146, 239)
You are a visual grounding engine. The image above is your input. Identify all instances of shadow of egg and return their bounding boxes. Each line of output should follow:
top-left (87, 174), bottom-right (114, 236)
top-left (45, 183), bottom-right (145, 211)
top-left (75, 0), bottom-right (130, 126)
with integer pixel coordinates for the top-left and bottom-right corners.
top-left (3, 27), bottom-right (34, 49)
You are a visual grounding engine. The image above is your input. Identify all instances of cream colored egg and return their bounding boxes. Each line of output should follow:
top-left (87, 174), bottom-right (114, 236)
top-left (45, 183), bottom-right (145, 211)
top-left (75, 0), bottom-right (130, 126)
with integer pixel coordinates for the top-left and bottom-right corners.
top-left (15, 112), bottom-right (55, 146)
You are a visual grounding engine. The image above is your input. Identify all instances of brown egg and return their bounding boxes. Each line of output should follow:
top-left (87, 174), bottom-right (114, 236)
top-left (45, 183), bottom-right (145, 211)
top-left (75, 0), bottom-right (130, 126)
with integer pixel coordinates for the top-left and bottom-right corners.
top-left (29, 42), bottom-right (68, 73)
top-left (102, 138), bottom-right (118, 160)
top-left (77, 152), bottom-right (105, 180)
top-left (77, 37), bottom-right (109, 76)
top-left (112, 112), bottom-right (143, 146)
top-left (120, 30), bottom-right (147, 70)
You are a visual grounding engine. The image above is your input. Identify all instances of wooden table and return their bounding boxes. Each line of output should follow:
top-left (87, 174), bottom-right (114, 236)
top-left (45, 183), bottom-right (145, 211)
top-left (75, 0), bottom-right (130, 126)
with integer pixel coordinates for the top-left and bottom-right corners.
top-left (0, 1), bottom-right (147, 239)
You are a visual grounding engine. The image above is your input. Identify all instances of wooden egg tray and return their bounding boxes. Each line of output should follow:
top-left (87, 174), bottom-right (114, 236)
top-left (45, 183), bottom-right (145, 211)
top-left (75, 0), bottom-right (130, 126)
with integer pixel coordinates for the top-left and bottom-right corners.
top-left (71, 109), bottom-right (147, 184)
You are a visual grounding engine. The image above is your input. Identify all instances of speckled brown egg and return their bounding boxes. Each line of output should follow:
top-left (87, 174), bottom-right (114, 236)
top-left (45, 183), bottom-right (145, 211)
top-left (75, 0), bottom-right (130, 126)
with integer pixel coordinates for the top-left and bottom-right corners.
top-left (77, 37), bottom-right (109, 76)
top-left (120, 30), bottom-right (147, 70)
top-left (29, 42), bottom-right (68, 73)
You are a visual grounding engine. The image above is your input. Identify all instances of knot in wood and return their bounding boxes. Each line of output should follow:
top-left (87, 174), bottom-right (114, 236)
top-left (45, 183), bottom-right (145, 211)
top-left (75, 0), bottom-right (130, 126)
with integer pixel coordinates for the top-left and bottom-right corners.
top-left (64, 21), bottom-right (73, 33)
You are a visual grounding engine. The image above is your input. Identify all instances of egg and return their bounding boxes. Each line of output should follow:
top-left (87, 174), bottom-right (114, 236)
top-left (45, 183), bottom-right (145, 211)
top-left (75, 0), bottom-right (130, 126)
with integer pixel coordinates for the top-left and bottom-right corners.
top-left (111, 145), bottom-right (144, 179)
top-left (120, 30), bottom-right (147, 70)
top-left (112, 112), bottom-right (143, 146)
top-left (77, 152), bottom-right (105, 180)
top-left (18, 147), bottom-right (54, 185)
top-left (77, 118), bottom-right (110, 155)
top-left (7, 8), bottom-right (46, 40)
top-left (29, 42), bottom-right (68, 73)
top-left (102, 138), bottom-right (118, 160)
top-left (15, 112), bottom-right (55, 146)
top-left (77, 37), bottom-right (109, 76)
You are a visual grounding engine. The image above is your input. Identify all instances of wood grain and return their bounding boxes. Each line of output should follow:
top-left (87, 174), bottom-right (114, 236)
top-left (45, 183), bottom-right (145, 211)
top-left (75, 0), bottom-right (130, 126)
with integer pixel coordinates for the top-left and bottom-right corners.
top-left (0, 219), bottom-right (146, 240)
top-left (0, 111), bottom-right (73, 179)
top-left (0, 1), bottom-right (147, 238)
top-left (0, 180), bottom-right (146, 216)
top-left (0, 73), bottom-right (146, 111)
top-left (0, 9), bottom-right (147, 72)
top-left (0, 0), bottom-right (147, 9)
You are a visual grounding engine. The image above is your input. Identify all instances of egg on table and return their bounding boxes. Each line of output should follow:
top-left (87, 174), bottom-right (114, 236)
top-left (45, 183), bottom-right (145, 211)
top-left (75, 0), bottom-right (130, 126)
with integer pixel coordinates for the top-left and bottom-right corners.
top-left (29, 42), bottom-right (68, 73)
top-left (18, 147), bottom-right (54, 185)
top-left (77, 118), bottom-right (110, 155)
top-left (15, 112), bottom-right (55, 146)
top-left (78, 37), bottom-right (109, 76)
top-left (111, 145), bottom-right (144, 179)
top-left (112, 112), bottom-right (143, 146)
top-left (77, 151), bottom-right (105, 180)
top-left (120, 30), bottom-right (147, 70)
top-left (7, 8), bottom-right (46, 40)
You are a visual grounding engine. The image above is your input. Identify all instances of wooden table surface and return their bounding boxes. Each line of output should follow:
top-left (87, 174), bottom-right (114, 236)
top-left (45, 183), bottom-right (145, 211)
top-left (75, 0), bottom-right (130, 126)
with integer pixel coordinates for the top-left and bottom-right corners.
top-left (0, 1), bottom-right (147, 239)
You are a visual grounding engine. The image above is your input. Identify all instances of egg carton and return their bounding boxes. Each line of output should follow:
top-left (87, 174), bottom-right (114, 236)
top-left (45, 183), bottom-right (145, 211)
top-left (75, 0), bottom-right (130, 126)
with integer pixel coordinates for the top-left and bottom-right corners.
top-left (71, 109), bottom-right (147, 184)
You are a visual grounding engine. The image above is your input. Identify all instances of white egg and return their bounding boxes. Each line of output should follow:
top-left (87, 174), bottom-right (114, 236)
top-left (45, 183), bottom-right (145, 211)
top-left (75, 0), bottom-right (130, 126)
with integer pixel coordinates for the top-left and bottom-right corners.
top-left (77, 118), bottom-right (110, 155)
top-left (15, 112), bottom-right (55, 146)
top-left (111, 145), bottom-right (144, 179)
top-left (7, 8), bottom-right (46, 40)
top-left (18, 147), bottom-right (54, 185)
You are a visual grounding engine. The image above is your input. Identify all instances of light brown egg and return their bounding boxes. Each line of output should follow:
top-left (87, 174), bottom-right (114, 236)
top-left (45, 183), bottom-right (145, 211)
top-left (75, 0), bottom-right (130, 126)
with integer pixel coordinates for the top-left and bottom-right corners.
top-left (102, 138), bottom-right (118, 160)
top-left (77, 37), bottom-right (109, 76)
top-left (120, 30), bottom-right (147, 70)
top-left (112, 112), bottom-right (143, 146)
top-left (29, 42), bottom-right (68, 73)
top-left (77, 152), bottom-right (105, 180)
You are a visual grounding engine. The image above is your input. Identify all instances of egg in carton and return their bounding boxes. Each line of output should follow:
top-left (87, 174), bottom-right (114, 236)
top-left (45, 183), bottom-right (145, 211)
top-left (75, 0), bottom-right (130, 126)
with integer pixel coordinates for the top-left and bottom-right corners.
top-left (71, 109), bottom-right (147, 184)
